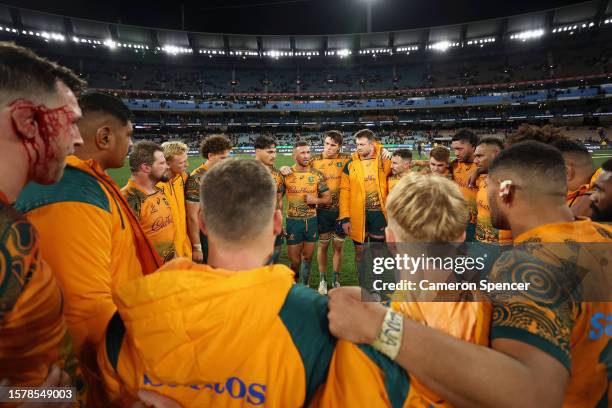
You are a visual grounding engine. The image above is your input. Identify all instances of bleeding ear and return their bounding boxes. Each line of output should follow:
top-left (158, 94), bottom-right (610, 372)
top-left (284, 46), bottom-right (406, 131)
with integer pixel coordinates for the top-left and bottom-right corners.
top-left (11, 105), bottom-right (37, 140)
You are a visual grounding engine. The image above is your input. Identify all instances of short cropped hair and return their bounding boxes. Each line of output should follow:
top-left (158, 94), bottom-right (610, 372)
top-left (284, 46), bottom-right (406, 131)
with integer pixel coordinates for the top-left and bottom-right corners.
top-left (506, 124), bottom-right (565, 146)
top-left (129, 141), bottom-right (162, 173)
top-left (354, 129), bottom-right (375, 141)
top-left (393, 149), bottom-right (412, 160)
top-left (200, 134), bottom-right (232, 158)
top-left (489, 141), bottom-right (567, 196)
top-left (477, 137), bottom-right (504, 150)
top-left (0, 42), bottom-right (86, 106)
top-left (161, 141), bottom-right (188, 161)
top-left (324, 130), bottom-right (344, 145)
top-left (430, 146), bottom-right (451, 162)
top-left (551, 138), bottom-right (589, 155)
top-left (79, 92), bottom-right (133, 125)
top-left (254, 135), bottom-right (277, 150)
top-left (387, 173), bottom-right (468, 241)
top-left (602, 158), bottom-right (612, 172)
top-left (201, 158), bottom-right (276, 242)
top-left (452, 129), bottom-right (479, 147)
top-left (294, 140), bottom-right (309, 149)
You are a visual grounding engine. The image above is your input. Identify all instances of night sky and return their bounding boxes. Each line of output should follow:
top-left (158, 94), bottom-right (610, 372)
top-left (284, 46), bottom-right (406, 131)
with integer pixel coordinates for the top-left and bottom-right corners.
top-left (1, 0), bottom-right (592, 35)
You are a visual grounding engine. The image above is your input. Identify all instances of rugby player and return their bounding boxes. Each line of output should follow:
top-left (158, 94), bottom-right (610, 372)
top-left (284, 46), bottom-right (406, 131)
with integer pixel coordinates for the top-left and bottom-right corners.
top-left (280, 131), bottom-right (350, 293)
top-left (411, 145), bottom-right (452, 178)
top-left (473, 137), bottom-right (512, 245)
top-left (339, 129), bottom-right (391, 286)
top-left (123, 141), bottom-right (176, 263)
top-left (0, 41), bottom-right (86, 400)
top-left (450, 129), bottom-right (479, 241)
top-left (185, 134), bottom-right (232, 263)
top-left (254, 135), bottom-right (285, 263)
top-left (158, 141), bottom-right (191, 258)
top-left (552, 139), bottom-right (600, 218)
top-left (282, 141), bottom-right (331, 284)
top-left (310, 131), bottom-right (351, 294)
top-left (590, 158), bottom-right (612, 222)
top-left (388, 148), bottom-right (412, 191)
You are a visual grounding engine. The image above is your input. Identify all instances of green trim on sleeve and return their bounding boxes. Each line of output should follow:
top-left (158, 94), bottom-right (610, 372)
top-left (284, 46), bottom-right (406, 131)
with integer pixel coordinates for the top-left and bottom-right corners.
top-left (16, 166), bottom-right (110, 213)
top-left (491, 326), bottom-right (571, 373)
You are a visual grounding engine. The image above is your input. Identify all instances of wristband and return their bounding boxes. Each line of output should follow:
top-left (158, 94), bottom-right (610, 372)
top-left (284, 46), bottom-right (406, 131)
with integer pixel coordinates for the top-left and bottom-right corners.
top-left (371, 308), bottom-right (403, 360)
top-left (192, 244), bottom-right (202, 251)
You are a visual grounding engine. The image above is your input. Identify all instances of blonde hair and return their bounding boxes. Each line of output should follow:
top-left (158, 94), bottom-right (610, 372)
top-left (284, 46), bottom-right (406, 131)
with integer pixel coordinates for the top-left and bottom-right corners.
top-left (161, 141), bottom-right (189, 161)
top-left (386, 173), bottom-right (467, 241)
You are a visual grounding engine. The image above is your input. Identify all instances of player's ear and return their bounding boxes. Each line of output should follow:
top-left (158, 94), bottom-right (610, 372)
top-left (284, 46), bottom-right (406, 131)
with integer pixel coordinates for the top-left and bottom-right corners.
top-left (385, 226), bottom-right (395, 243)
top-left (273, 209), bottom-right (282, 236)
top-left (10, 104), bottom-right (38, 140)
top-left (565, 165), bottom-right (574, 182)
top-left (94, 126), bottom-right (111, 150)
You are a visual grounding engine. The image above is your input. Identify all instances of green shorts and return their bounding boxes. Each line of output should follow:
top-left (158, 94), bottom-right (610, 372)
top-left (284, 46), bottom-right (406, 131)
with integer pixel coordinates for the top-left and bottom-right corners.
top-left (286, 217), bottom-right (318, 245)
top-left (365, 209), bottom-right (387, 237)
top-left (317, 209), bottom-right (339, 234)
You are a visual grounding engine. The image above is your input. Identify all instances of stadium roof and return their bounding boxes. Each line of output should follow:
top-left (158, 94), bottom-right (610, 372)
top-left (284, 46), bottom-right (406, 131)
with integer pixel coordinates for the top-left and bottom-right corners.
top-left (0, 0), bottom-right (610, 57)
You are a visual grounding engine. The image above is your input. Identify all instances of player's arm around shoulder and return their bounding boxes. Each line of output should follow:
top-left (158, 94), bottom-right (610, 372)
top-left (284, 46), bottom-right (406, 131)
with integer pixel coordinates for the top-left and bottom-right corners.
top-left (313, 169), bottom-right (331, 205)
top-left (327, 285), bottom-right (569, 408)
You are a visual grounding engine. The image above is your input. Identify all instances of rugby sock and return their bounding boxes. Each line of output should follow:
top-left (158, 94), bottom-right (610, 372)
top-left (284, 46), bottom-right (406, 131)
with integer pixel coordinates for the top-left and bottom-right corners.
top-left (333, 271), bottom-right (340, 284)
top-left (319, 270), bottom-right (326, 283)
top-left (300, 260), bottom-right (311, 286)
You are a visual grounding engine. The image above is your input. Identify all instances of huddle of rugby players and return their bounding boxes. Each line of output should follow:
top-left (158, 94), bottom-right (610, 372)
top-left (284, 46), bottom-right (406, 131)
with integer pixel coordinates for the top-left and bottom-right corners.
top-left (1, 42), bottom-right (610, 408)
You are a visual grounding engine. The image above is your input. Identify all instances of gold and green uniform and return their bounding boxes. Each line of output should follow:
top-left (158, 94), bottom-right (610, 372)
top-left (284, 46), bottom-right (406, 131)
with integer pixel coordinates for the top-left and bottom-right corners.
top-left (450, 159), bottom-right (478, 241)
top-left (475, 175), bottom-right (512, 245)
top-left (122, 180), bottom-right (177, 263)
top-left (491, 219), bottom-right (612, 407)
top-left (283, 166), bottom-right (328, 244)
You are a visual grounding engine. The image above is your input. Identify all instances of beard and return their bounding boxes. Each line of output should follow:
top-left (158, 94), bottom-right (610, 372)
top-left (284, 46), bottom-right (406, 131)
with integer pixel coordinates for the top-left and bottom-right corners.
top-left (489, 198), bottom-right (510, 230)
top-left (590, 202), bottom-right (612, 222)
top-left (151, 172), bottom-right (170, 183)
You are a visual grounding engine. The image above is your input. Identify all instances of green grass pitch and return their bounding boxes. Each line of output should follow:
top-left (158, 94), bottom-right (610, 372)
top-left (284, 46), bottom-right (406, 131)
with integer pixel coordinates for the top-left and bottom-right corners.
top-left (107, 149), bottom-right (612, 288)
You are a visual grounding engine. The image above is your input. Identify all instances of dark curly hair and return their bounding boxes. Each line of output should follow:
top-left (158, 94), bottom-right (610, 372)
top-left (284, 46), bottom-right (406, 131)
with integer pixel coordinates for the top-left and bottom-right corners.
top-left (506, 124), bottom-right (566, 146)
top-left (200, 134), bottom-right (232, 158)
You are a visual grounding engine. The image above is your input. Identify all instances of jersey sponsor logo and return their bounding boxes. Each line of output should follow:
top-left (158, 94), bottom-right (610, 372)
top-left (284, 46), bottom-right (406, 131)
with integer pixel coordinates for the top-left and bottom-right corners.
top-left (589, 313), bottom-right (612, 340)
top-left (477, 199), bottom-right (490, 211)
top-left (287, 187), bottom-right (313, 194)
top-left (143, 374), bottom-right (266, 406)
top-left (151, 215), bottom-right (173, 232)
top-left (308, 176), bottom-right (314, 183)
